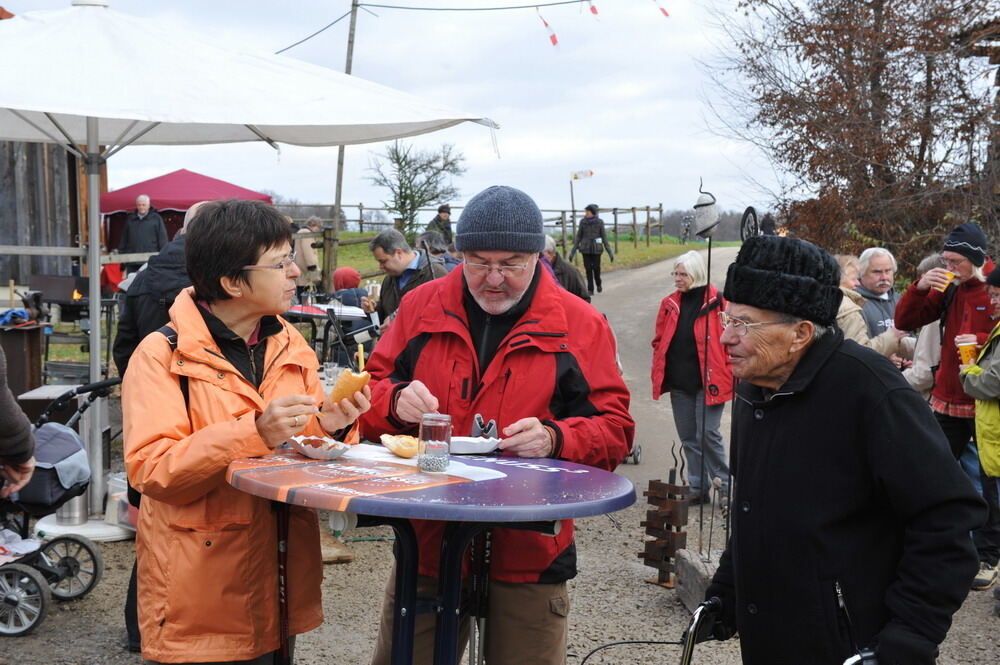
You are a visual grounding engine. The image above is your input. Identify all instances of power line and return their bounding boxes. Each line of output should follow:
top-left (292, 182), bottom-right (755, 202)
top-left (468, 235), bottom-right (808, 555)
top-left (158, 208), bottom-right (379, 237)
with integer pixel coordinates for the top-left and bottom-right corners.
top-left (360, 1), bottom-right (589, 11)
top-left (275, 10), bottom-right (352, 54)
top-left (275, 1), bottom-right (592, 55)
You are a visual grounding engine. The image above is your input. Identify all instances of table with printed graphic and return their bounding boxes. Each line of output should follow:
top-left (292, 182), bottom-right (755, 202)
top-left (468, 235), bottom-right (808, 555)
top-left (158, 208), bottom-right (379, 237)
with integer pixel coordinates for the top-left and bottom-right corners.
top-left (227, 445), bottom-right (636, 665)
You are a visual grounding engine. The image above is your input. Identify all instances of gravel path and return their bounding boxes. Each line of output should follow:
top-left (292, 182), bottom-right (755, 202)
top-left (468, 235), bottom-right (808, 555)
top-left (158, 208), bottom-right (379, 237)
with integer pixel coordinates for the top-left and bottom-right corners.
top-left (4, 248), bottom-right (996, 664)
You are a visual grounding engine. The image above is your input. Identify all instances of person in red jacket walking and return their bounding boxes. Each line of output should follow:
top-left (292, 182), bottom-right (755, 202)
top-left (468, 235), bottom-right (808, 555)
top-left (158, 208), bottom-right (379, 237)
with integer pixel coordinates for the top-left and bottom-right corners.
top-left (361, 185), bottom-right (634, 664)
top-left (650, 250), bottom-right (732, 504)
top-left (895, 221), bottom-right (1000, 590)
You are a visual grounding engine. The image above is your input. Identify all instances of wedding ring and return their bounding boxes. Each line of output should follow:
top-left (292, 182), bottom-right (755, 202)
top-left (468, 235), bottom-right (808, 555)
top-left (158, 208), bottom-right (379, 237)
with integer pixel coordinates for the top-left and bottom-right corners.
top-left (292, 415), bottom-right (301, 427)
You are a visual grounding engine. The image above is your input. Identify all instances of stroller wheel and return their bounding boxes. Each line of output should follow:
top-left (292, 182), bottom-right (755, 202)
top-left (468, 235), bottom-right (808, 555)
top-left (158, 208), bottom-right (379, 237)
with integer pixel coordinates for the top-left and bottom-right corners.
top-left (632, 444), bottom-right (642, 464)
top-left (37, 535), bottom-right (104, 601)
top-left (0, 563), bottom-right (51, 636)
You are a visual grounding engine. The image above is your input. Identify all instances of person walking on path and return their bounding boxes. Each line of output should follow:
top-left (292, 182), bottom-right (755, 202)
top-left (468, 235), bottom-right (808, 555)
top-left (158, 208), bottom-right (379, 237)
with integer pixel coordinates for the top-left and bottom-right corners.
top-left (360, 185), bottom-right (634, 664)
top-left (569, 203), bottom-right (614, 295)
top-left (700, 235), bottom-right (986, 665)
top-left (894, 222), bottom-right (1000, 591)
top-left (118, 194), bottom-right (168, 274)
top-left (650, 250), bottom-right (731, 505)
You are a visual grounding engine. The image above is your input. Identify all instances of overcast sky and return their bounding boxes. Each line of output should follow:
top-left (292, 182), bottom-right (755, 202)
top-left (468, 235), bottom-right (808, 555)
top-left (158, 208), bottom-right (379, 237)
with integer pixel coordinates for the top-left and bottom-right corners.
top-left (14, 0), bottom-right (779, 217)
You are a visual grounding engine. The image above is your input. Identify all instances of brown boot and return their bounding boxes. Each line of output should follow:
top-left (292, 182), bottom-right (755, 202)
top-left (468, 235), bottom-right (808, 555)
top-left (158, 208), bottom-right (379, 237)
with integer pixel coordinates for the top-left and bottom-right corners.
top-left (319, 530), bottom-right (355, 564)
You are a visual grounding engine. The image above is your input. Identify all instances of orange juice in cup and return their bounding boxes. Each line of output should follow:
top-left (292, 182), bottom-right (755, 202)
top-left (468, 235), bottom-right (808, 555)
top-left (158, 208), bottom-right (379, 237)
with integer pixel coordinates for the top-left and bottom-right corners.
top-left (958, 342), bottom-right (979, 365)
top-left (934, 270), bottom-right (956, 292)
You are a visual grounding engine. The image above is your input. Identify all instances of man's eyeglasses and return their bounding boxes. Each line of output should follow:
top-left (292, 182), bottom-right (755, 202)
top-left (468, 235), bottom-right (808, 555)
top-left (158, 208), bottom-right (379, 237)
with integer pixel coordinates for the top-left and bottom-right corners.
top-left (465, 262), bottom-right (529, 277)
top-left (942, 255), bottom-right (969, 268)
top-left (242, 251), bottom-right (297, 273)
top-left (718, 311), bottom-right (795, 336)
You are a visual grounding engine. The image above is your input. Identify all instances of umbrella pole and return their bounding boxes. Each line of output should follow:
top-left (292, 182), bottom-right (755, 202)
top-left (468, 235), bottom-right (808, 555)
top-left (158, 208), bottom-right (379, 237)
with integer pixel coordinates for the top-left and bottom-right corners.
top-left (86, 116), bottom-right (106, 515)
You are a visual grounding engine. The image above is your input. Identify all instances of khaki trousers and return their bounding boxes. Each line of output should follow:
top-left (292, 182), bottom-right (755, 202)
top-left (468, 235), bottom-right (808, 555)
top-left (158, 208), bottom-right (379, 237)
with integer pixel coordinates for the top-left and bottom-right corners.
top-left (370, 573), bottom-right (569, 665)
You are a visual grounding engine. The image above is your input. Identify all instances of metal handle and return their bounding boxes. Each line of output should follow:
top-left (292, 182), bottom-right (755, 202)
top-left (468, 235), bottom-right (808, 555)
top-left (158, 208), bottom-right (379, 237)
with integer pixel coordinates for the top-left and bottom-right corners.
top-left (678, 596), bottom-right (722, 665)
top-left (842, 650), bottom-right (877, 665)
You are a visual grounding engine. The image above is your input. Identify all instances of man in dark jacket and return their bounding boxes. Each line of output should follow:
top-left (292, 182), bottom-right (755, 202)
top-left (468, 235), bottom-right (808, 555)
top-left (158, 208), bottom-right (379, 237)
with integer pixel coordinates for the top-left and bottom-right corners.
top-left (424, 203), bottom-right (453, 243)
top-left (118, 195), bottom-right (168, 274)
top-left (701, 236), bottom-right (986, 665)
top-left (361, 186), bottom-right (634, 664)
top-left (542, 235), bottom-right (590, 302)
top-left (369, 228), bottom-right (446, 326)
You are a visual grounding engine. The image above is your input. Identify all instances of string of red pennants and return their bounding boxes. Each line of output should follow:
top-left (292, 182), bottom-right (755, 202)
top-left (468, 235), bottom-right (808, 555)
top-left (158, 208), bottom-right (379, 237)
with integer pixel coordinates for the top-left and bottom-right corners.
top-left (536, 1), bottom-right (669, 47)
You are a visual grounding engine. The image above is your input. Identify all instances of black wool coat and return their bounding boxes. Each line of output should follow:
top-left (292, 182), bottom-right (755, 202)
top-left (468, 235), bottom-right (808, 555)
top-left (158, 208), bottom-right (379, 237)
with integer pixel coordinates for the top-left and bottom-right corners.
top-left (707, 329), bottom-right (985, 665)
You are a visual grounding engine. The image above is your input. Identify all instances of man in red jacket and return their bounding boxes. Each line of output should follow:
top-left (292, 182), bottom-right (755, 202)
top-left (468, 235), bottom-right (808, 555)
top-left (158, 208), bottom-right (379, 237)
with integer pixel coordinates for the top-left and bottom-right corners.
top-left (895, 221), bottom-right (1000, 590)
top-left (361, 185), bottom-right (634, 664)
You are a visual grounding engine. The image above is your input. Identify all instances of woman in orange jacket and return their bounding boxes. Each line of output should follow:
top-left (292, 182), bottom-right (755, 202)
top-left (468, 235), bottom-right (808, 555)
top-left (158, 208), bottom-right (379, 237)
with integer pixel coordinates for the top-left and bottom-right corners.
top-left (122, 200), bottom-right (370, 664)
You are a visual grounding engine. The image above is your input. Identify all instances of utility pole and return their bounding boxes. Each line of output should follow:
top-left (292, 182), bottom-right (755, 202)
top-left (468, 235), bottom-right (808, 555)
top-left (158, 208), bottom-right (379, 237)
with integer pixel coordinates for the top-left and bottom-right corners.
top-left (324, 0), bottom-right (360, 291)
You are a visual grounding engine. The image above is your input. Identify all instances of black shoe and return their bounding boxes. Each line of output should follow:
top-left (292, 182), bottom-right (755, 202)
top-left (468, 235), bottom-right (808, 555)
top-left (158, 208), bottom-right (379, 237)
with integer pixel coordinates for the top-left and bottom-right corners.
top-left (597, 285), bottom-right (603, 293)
top-left (119, 635), bottom-right (141, 653)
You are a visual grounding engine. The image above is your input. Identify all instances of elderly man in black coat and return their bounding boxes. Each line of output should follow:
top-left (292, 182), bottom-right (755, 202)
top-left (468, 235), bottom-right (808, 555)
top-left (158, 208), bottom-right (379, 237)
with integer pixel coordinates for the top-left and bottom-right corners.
top-left (700, 236), bottom-right (986, 665)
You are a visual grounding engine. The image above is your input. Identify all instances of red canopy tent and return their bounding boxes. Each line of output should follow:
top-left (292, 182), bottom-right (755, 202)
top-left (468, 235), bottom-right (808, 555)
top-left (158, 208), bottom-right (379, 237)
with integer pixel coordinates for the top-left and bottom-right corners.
top-left (100, 168), bottom-right (273, 247)
top-left (101, 168), bottom-right (272, 213)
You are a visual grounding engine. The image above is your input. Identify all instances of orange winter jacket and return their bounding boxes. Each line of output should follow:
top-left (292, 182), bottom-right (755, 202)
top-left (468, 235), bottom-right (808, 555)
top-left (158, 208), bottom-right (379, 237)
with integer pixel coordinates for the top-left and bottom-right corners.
top-left (122, 289), bottom-right (331, 663)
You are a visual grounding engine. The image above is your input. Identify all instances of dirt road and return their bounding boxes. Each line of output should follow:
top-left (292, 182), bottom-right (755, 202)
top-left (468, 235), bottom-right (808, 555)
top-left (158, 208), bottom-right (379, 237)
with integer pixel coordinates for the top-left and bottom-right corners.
top-left (4, 246), bottom-right (995, 665)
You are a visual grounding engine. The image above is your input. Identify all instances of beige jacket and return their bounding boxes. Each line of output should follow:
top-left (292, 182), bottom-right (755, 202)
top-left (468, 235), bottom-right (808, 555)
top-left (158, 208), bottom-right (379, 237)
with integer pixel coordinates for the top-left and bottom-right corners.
top-left (837, 287), bottom-right (905, 357)
top-left (294, 227), bottom-right (320, 287)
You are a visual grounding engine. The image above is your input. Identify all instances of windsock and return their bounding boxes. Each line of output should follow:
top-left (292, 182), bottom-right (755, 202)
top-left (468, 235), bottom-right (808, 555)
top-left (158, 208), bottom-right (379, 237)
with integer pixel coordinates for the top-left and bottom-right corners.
top-left (651, 0), bottom-right (670, 18)
top-left (588, 1), bottom-right (599, 15)
top-left (537, 8), bottom-right (558, 46)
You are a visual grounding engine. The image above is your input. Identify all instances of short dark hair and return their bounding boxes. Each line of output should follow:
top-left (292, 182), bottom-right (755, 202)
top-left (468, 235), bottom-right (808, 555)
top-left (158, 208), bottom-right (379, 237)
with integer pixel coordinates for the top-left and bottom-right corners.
top-left (186, 199), bottom-right (293, 303)
top-left (369, 228), bottom-right (411, 255)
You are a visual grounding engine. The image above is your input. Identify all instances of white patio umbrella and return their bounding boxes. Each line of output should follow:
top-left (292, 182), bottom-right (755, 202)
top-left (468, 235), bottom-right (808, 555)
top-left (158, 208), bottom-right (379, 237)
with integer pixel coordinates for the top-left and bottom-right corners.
top-left (0, 0), bottom-right (496, 512)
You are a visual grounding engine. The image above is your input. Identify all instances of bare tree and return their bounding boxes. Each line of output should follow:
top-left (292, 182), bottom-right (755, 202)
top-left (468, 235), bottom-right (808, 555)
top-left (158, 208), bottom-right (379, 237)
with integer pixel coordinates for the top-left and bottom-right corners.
top-left (367, 141), bottom-right (466, 234)
top-left (704, 0), bottom-right (995, 272)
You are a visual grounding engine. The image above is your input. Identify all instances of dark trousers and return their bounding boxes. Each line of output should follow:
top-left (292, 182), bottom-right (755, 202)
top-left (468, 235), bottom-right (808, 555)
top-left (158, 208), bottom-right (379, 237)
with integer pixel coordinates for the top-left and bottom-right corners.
top-left (126, 560), bottom-right (140, 650)
top-left (935, 412), bottom-right (1000, 566)
top-left (582, 253), bottom-right (602, 293)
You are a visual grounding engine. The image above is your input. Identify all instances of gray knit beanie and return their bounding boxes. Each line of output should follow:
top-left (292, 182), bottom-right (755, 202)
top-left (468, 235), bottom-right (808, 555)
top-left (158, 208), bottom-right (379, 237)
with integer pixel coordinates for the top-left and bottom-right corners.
top-left (455, 186), bottom-right (544, 253)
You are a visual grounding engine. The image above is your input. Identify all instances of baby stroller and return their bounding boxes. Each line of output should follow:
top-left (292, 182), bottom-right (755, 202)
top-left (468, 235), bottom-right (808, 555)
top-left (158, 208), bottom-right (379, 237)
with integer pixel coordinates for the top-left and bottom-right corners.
top-left (0, 378), bottom-right (118, 636)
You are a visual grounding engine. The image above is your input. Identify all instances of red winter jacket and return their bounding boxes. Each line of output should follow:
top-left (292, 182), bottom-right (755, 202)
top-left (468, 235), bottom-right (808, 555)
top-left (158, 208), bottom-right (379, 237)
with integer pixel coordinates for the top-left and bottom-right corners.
top-left (650, 284), bottom-right (733, 405)
top-left (895, 276), bottom-right (994, 409)
top-left (360, 266), bottom-right (634, 583)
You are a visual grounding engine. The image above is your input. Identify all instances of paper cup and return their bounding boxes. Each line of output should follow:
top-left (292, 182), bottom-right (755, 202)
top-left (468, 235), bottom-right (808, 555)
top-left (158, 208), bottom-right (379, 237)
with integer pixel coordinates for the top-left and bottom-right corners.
top-left (934, 271), bottom-right (956, 292)
top-left (958, 342), bottom-right (978, 365)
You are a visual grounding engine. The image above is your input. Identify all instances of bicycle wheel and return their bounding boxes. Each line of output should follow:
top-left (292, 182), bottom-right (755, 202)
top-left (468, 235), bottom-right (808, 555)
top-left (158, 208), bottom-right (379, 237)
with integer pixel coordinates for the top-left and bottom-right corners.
top-left (37, 534), bottom-right (104, 600)
top-left (0, 563), bottom-right (50, 636)
top-left (740, 206), bottom-right (759, 241)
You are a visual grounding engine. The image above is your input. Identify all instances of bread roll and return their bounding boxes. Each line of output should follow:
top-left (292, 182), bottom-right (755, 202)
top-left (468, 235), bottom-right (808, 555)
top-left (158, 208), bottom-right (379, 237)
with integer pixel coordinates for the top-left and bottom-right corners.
top-left (329, 369), bottom-right (371, 406)
top-left (380, 434), bottom-right (420, 459)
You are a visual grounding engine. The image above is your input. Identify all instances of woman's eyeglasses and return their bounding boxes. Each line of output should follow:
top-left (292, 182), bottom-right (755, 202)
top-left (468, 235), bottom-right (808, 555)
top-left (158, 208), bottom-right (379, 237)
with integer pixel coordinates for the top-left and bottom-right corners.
top-left (243, 251), bottom-right (297, 273)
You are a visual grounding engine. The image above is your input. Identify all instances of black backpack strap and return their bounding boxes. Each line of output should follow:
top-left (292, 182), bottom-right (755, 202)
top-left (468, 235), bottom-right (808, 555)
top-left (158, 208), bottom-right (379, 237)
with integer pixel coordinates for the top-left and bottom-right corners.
top-left (157, 325), bottom-right (189, 409)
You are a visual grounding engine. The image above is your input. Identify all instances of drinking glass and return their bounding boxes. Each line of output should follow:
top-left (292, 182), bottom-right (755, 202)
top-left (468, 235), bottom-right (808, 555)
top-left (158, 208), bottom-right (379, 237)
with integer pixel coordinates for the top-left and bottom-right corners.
top-left (418, 413), bottom-right (452, 473)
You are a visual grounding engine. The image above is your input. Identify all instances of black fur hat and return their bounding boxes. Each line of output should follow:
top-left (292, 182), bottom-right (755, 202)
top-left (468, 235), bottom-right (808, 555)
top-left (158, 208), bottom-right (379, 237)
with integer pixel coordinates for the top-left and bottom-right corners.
top-left (724, 236), bottom-right (842, 326)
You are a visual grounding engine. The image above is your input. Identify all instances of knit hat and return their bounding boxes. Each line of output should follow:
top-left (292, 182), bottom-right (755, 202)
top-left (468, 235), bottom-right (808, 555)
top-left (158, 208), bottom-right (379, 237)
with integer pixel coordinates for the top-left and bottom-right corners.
top-left (987, 267), bottom-right (1000, 288)
top-left (942, 222), bottom-right (988, 267)
top-left (438, 204), bottom-right (451, 214)
top-left (455, 186), bottom-right (544, 253)
top-left (333, 266), bottom-right (361, 291)
top-left (724, 236), bottom-right (842, 326)
top-left (585, 203), bottom-right (599, 214)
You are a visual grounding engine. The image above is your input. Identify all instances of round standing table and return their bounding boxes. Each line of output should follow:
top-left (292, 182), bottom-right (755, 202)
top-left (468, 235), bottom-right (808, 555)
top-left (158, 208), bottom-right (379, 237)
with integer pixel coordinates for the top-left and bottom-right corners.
top-left (228, 446), bottom-right (636, 665)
